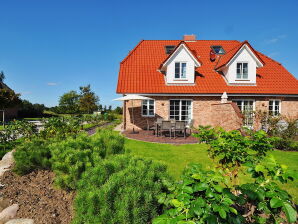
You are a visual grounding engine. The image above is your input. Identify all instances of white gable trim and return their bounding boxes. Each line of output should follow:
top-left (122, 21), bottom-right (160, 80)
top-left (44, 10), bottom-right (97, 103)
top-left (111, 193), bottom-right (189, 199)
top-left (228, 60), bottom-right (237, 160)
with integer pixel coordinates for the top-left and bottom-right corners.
top-left (162, 44), bottom-right (201, 68)
top-left (227, 44), bottom-right (264, 68)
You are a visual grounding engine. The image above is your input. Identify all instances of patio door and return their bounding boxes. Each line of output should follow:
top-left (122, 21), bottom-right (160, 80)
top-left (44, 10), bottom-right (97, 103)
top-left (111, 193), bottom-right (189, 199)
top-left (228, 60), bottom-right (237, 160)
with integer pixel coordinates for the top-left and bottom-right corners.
top-left (169, 100), bottom-right (192, 122)
top-left (232, 100), bottom-right (254, 127)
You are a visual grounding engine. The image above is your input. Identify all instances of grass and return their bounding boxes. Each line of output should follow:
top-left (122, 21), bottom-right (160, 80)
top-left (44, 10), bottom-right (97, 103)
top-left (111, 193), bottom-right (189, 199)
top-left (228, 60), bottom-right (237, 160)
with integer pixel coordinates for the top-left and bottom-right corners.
top-left (125, 138), bottom-right (298, 203)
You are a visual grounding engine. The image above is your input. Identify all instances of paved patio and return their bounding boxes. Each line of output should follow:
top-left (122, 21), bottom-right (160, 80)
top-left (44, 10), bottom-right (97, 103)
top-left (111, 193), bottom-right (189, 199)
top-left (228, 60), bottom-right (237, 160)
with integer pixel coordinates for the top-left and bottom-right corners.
top-left (122, 130), bottom-right (198, 144)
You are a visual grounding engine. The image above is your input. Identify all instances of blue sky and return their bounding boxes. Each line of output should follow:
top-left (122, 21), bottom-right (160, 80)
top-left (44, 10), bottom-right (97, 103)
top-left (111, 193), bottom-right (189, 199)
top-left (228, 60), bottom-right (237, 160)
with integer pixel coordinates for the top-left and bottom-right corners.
top-left (0, 0), bottom-right (297, 108)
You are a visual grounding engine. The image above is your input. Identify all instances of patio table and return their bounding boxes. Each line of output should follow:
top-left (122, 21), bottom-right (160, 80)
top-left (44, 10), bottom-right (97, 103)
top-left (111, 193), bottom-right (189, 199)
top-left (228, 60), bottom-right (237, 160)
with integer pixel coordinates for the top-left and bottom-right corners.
top-left (154, 120), bottom-right (176, 137)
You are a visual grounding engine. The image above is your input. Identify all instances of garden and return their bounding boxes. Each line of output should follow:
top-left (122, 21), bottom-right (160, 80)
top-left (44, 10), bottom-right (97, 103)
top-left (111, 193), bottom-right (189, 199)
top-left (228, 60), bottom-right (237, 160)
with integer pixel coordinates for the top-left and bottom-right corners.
top-left (0, 117), bottom-right (297, 223)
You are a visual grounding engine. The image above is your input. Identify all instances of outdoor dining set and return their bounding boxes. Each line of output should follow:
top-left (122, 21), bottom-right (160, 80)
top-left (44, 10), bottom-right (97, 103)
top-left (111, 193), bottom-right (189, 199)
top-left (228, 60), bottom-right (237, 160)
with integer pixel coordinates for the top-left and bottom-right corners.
top-left (147, 118), bottom-right (194, 138)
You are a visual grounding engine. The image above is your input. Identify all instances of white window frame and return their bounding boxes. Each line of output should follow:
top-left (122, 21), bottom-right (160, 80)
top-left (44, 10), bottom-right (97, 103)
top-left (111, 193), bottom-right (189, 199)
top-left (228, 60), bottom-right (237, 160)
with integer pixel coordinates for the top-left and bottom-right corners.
top-left (174, 62), bottom-right (187, 79)
top-left (268, 99), bottom-right (281, 116)
top-left (141, 100), bottom-right (155, 117)
top-left (232, 99), bottom-right (255, 128)
top-left (236, 62), bottom-right (249, 80)
top-left (169, 99), bottom-right (193, 122)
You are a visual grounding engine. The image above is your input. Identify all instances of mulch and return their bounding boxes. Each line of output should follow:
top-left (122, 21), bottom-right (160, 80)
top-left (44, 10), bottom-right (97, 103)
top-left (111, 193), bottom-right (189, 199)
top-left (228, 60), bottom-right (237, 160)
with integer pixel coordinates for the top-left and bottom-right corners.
top-left (0, 170), bottom-right (74, 224)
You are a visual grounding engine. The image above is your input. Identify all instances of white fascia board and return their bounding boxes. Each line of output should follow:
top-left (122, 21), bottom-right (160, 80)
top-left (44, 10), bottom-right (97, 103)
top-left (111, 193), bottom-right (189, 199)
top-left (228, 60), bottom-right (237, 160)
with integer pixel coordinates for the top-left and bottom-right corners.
top-left (162, 44), bottom-right (201, 68)
top-left (126, 93), bottom-right (298, 97)
top-left (227, 44), bottom-right (264, 68)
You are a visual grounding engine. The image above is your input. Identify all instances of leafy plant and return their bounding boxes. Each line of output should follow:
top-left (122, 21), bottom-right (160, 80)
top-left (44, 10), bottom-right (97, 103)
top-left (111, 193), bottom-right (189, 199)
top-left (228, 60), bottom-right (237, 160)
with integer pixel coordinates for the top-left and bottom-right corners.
top-left (153, 164), bottom-right (244, 224)
top-left (73, 155), bottom-right (169, 224)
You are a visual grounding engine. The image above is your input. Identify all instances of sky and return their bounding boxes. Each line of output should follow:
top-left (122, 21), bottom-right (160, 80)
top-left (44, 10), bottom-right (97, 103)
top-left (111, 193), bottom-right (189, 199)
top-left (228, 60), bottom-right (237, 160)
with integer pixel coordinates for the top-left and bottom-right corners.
top-left (0, 0), bottom-right (298, 108)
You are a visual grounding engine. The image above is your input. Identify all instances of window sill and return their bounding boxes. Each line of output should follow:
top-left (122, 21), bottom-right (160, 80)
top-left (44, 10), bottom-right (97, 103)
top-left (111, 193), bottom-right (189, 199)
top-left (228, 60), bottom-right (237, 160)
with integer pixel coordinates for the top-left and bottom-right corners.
top-left (235, 79), bottom-right (250, 81)
top-left (141, 115), bottom-right (155, 118)
top-left (173, 79), bottom-right (189, 81)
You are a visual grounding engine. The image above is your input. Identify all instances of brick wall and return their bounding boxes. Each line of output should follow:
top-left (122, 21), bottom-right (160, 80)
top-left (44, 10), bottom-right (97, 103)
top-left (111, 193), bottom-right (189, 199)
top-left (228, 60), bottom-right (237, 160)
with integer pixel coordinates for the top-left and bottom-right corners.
top-left (123, 96), bottom-right (298, 131)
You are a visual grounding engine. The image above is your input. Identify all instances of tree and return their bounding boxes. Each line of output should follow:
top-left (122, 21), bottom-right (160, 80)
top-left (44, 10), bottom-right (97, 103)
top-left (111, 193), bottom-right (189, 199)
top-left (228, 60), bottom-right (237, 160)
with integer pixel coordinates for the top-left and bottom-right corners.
top-left (0, 89), bottom-right (21, 109)
top-left (59, 90), bottom-right (80, 114)
top-left (18, 100), bottom-right (46, 118)
top-left (0, 71), bottom-right (5, 82)
top-left (78, 85), bottom-right (99, 114)
top-left (108, 105), bottom-right (112, 111)
top-left (114, 106), bottom-right (123, 114)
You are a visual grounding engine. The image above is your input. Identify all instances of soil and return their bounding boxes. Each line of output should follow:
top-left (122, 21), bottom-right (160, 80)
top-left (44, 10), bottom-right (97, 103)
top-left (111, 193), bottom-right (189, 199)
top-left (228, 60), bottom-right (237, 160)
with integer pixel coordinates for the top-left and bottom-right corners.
top-left (0, 170), bottom-right (74, 224)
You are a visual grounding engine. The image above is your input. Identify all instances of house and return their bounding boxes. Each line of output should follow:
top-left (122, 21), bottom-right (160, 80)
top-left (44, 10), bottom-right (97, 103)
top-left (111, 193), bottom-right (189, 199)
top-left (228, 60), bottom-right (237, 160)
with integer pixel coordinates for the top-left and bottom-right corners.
top-left (116, 35), bottom-right (298, 131)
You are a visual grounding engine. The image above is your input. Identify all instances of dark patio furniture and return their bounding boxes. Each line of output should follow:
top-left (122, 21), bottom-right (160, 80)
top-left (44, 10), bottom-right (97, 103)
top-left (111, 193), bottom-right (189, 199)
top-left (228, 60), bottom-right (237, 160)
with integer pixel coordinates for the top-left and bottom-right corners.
top-left (160, 121), bottom-right (173, 138)
top-left (173, 121), bottom-right (186, 138)
top-left (154, 118), bottom-right (164, 136)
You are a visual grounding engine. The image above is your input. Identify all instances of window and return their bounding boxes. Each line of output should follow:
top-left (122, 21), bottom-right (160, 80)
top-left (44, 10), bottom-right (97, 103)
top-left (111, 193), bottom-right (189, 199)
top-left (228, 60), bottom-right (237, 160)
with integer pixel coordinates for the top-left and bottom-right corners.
top-left (211, 46), bottom-right (225, 55)
top-left (269, 100), bottom-right (281, 116)
top-left (169, 100), bottom-right (192, 121)
top-left (236, 63), bottom-right (248, 79)
top-left (165, 45), bottom-right (176, 54)
top-left (233, 100), bottom-right (254, 127)
top-left (142, 100), bottom-right (155, 116)
top-left (175, 62), bottom-right (187, 79)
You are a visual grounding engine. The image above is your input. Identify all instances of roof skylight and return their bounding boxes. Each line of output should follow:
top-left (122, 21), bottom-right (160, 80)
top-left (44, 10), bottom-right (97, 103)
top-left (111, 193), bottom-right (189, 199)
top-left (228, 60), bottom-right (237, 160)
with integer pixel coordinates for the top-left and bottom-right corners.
top-left (165, 45), bottom-right (176, 54)
top-left (211, 45), bottom-right (225, 55)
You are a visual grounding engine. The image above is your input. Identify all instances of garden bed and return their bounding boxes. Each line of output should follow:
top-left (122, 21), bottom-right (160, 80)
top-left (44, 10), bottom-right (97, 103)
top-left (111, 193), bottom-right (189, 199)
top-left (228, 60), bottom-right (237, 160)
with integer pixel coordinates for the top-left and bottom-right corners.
top-left (0, 170), bottom-right (74, 224)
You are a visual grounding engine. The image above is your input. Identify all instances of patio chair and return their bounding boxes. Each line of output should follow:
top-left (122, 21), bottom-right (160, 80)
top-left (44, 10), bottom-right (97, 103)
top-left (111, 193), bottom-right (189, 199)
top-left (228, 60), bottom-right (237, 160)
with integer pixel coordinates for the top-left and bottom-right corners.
top-left (173, 121), bottom-right (186, 138)
top-left (161, 121), bottom-right (172, 138)
top-left (146, 119), bottom-right (156, 134)
top-left (155, 118), bottom-right (164, 136)
top-left (186, 119), bottom-right (194, 135)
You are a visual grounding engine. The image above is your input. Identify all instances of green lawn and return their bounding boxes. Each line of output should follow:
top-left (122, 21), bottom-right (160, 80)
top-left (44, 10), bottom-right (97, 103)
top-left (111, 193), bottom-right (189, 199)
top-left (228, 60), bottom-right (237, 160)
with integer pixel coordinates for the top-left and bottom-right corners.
top-left (125, 138), bottom-right (298, 203)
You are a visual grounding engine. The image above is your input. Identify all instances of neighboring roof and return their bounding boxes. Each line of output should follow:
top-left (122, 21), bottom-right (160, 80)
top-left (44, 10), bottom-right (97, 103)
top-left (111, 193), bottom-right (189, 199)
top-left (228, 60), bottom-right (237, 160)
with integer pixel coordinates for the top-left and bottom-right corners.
top-left (117, 40), bottom-right (298, 95)
top-left (159, 41), bottom-right (202, 69)
top-left (0, 81), bottom-right (12, 91)
top-left (215, 41), bottom-right (265, 70)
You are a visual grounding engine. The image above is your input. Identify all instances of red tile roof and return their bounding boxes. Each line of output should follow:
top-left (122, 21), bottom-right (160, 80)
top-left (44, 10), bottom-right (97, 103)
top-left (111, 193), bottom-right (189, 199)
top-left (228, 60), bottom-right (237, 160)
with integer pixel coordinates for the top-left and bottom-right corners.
top-left (116, 40), bottom-right (298, 95)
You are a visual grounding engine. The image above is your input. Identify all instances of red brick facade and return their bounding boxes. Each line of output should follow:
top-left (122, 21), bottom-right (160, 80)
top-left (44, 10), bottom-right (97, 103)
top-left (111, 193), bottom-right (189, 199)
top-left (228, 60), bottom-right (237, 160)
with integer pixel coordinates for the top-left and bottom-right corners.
top-left (123, 96), bottom-right (298, 131)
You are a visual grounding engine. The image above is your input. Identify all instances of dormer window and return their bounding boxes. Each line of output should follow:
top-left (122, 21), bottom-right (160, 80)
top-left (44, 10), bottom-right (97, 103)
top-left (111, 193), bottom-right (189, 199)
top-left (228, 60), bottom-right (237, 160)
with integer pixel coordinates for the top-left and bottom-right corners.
top-left (211, 45), bottom-right (225, 55)
top-left (236, 62), bottom-right (248, 79)
top-left (175, 62), bottom-right (187, 79)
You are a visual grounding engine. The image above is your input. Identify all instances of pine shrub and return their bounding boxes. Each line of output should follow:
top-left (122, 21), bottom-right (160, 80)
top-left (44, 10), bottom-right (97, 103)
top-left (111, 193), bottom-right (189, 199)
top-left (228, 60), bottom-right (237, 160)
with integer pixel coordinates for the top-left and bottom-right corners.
top-left (13, 138), bottom-right (52, 175)
top-left (73, 155), bottom-right (169, 224)
top-left (50, 130), bottom-right (125, 190)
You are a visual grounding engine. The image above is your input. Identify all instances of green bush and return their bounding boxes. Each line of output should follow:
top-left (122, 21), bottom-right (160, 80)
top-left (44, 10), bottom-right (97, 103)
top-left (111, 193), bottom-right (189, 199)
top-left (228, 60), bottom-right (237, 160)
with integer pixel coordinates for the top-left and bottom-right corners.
top-left (271, 137), bottom-right (298, 151)
top-left (73, 155), bottom-right (169, 224)
top-left (13, 138), bottom-right (52, 175)
top-left (50, 130), bottom-right (125, 190)
top-left (154, 160), bottom-right (297, 224)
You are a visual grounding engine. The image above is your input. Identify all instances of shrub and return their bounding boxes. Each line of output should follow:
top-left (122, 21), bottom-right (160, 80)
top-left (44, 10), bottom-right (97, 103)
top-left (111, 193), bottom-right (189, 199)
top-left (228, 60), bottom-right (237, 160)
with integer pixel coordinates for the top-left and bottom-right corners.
top-left (50, 130), bottom-right (125, 190)
top-left (154, 160), bottom-right (297, 224)
top-left (73, 155), bottom-right (169, 224)
top-left (13, 138), bottom-right (52, 175)
top-left (271, 137), bottom-right (298, 151)
top-left (153, 164), bottom-right (244, 224)
top-left (194, 125), bottom-right (219, 143)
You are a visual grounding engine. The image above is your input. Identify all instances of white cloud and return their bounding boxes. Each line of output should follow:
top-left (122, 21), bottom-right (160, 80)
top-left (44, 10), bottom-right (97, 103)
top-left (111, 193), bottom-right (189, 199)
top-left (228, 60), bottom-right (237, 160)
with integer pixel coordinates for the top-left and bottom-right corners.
top-left (47, 82), bottom-right (58, 86)
top-left (268, 52), bottom-right (279, 58)
top-left (265, 34), bottom-right (287, 44)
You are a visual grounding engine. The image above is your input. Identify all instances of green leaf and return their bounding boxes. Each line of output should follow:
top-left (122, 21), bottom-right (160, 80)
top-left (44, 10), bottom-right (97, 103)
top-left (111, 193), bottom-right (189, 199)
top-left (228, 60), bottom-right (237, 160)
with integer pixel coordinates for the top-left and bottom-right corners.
top-left (194, 197), bottom-right (206, 207)
top-left (229, 207), bottom-right (238, 215)
top-left (182, 186), bottom-right (193, 194)
top-left (218, 208), bottom-right (227, 219)
top-left (214, 185), bottom-right (223, 193)
top-left (255, 164), bottom-right (265, 173)
top-left (270, 198), bottom-right (283, 208)
top-left (172, 199), bottom-right (183, 208)
top-left (282, 202), bottom-right (297, 223)
top-left (195, 182), bottom-right (208, 191)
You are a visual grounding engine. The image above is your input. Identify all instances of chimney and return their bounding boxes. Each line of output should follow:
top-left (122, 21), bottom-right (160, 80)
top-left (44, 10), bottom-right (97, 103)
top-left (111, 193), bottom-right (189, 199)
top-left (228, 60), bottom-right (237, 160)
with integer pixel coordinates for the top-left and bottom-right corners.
top-left (183, 34), bottom-right (196, 41)
top-left (221, 92), bottom-right (228, 103)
